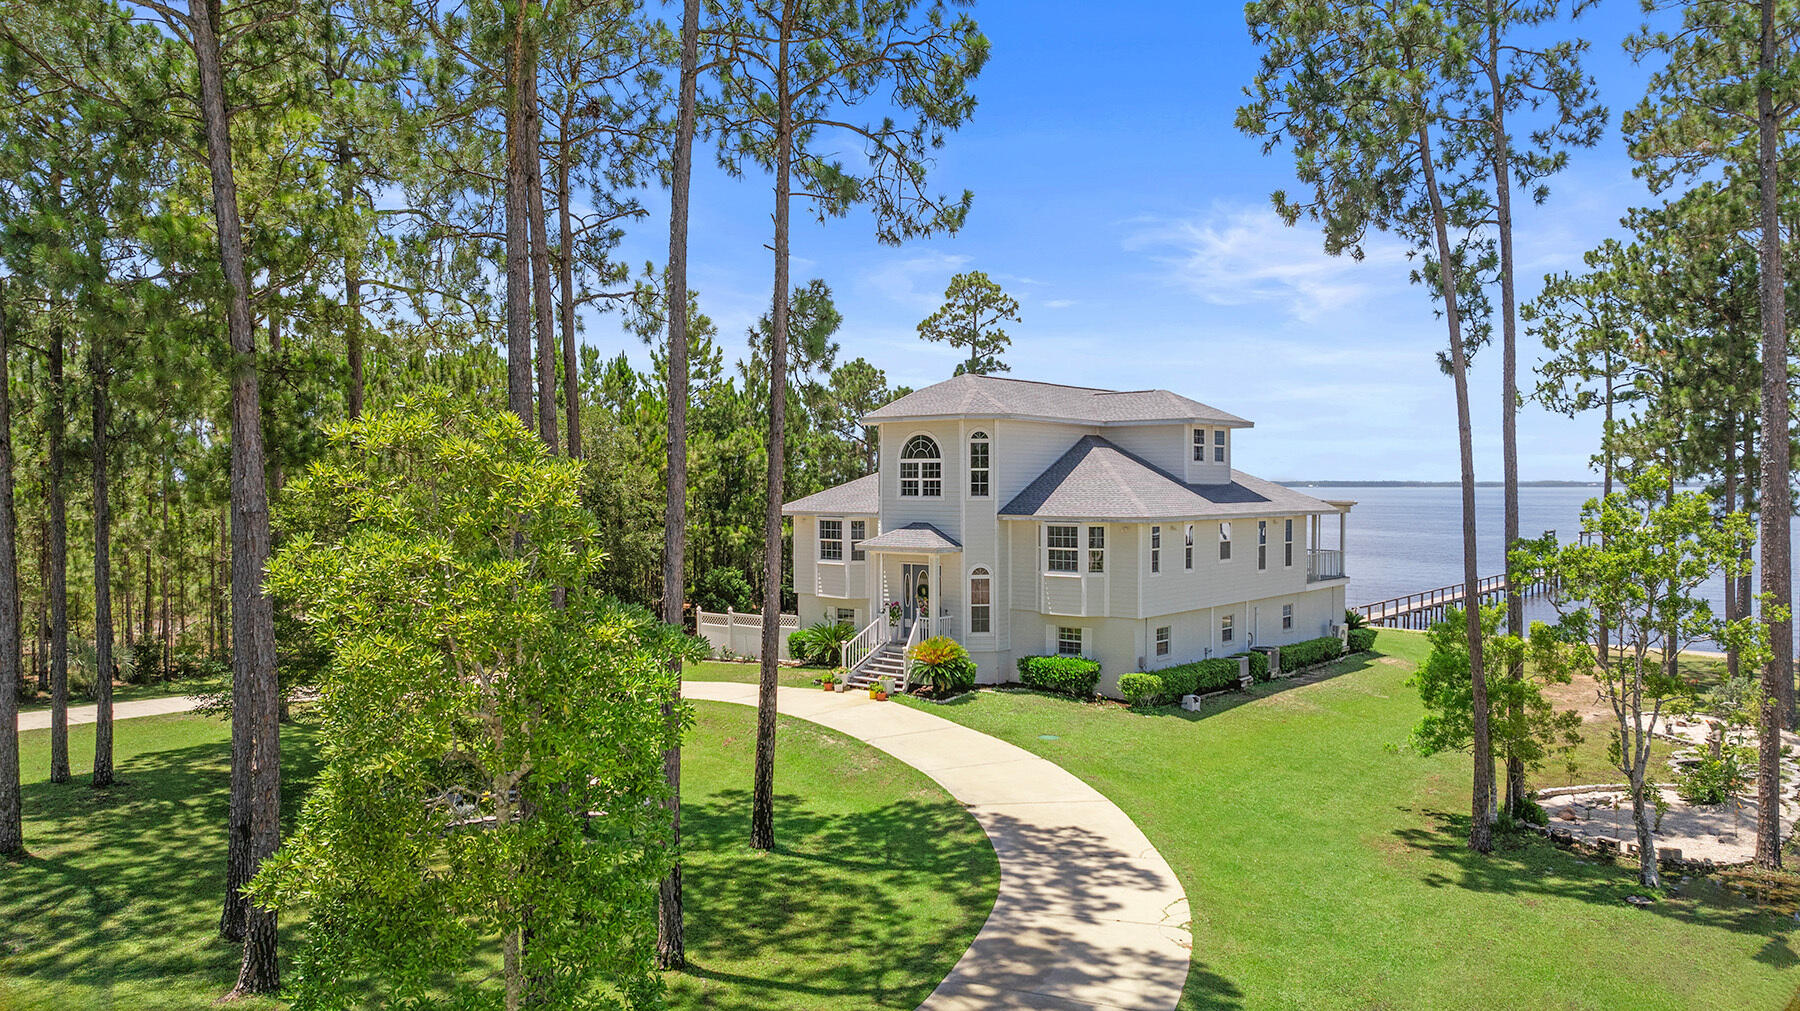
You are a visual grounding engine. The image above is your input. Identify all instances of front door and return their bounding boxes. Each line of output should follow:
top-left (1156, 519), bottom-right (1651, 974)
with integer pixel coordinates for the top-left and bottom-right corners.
top-left (901, 563), bottom-right (930, 635)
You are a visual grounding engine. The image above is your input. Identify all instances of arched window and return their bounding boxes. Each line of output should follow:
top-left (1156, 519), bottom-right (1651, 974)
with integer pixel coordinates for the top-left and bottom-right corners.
top-left (969, 567), bottom-right (991, 634)
top-left (968, 431), bottom-right (990, 497)
top-left (900, 435), bottom-right (942, 497)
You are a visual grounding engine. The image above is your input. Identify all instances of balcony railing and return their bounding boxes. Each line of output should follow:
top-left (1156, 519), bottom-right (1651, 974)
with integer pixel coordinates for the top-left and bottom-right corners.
top-left (1307, 548), bottom-right (1345, 582)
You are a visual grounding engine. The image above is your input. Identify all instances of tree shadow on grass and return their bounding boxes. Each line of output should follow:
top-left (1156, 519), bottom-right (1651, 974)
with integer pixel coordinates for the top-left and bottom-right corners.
top-left (1391, 806), bottom-right (1797, 966)
top-left (672, 787), bottom-right (995, 1010)
top-left (1, 722), bottom-right (322, 1006)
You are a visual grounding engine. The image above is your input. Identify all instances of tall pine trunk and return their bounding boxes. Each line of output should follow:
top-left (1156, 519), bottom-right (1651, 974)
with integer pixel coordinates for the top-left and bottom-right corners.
top-left (1486, 15), bottom-right (1527, 818)
top-left (525, 66), bottom-right (558, 452)
top-left (187, 0), bottom-right (281, 990)
top-left (751, 7), bottom-right (793, 853)
top-left (1417, 117), bottom-right (1493, 852)
top-left (555, 135), bottom-right (580, 458)
top-left (1754, 0), bottom-right (1792, 870)
top-left (503, 0), bottom-right (535, 430)
top-left (47, 318), bottom-right (68, 785)
top-left (656, 0), bottom-right (700, 968)
top-left (0, 283), bottom-right (25, 855)
top-left (91, 322), bottom-right (114, 789)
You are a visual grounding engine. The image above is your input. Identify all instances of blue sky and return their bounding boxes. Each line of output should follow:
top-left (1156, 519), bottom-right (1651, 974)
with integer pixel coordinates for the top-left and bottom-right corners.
top-left (593, 1), bottom-right (1680, 482)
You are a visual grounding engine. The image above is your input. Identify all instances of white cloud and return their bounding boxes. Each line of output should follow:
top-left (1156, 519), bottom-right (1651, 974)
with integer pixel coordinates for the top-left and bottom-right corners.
top-left (1122, 205), bottom-right (1412, 321)
top-left (855, 251), bottom-right (971, 312)
top-left (1041, 298), bottom-right (1076, 309)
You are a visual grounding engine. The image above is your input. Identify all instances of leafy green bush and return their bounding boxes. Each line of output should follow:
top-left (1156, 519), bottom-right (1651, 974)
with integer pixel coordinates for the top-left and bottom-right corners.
top-left (1118, 672), bottom-right (1163, 707)
top-left (1279, 636), bottom-right (1344, 671)
top-left (909, 635), bottom-right (977, 696)
top-left (690, 566), bottom-right (755, 614)
top-left (1347, 627), bottom-right (1377, 653)
top-left (788, 620), bottom-right (856, 667)
top-left (1675, 747), bottom-right (1753, 806)
top-left (1158, 664), bottom-right (1198, 698)
top-left (1015, 655), bottom-right (1101, 697)
top-left (1236, 651), bottom-right (1269, 682)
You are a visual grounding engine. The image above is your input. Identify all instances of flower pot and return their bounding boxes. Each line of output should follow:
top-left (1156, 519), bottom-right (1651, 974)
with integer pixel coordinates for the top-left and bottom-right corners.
top-left (872, 691), bottom-right (889, 702)
top-left (821, 683), bottom-right (836, 692)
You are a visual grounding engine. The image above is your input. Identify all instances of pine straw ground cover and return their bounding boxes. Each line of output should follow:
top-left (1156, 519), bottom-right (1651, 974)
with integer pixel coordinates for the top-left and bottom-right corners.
top-left (897, 630), bottom-right (1799, 1010)
top-left (0, 700), bottom-right (994, 1010)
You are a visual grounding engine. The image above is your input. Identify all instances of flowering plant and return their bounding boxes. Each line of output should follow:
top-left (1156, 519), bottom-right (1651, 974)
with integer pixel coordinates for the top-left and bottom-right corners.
top-left (885, 599), bottom-right (903, 625)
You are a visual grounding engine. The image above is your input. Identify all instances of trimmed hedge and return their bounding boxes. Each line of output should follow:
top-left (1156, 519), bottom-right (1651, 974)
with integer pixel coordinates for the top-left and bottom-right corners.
top-left (1117, 672), bottom-right (1163, 707)
top-left (1170, 657), bottom-right (1241, 692)
top-left (1347, 627), bottom-right (1377, 653)
top-left (1236, 651), bottom-right (1270, 682)
top-left (1016, 655), bottom-right (1102, 697)
top-left (1279, 636), bottom-right (1345, 671)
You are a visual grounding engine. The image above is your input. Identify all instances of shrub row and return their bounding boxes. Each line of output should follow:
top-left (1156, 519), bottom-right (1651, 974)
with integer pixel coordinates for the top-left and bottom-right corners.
top-left (1015, 655), bottom-right (1102, 697)
top-left (1117, 656), bottom-right (1242, 706)
top-left (1277, 636), bottom-right (1344, 670)
top-left (1347, 627), bottom-right (1377, 653)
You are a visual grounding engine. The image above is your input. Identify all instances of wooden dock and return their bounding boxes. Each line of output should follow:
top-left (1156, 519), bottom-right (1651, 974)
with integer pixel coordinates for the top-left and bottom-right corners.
top-left (1351, 572), bottom-right (1556, 630)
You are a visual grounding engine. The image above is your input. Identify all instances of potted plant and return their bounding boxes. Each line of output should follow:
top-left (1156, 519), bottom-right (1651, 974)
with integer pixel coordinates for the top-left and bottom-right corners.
top-left (885, 599), bottom-right (903, 626)
top-left (870, 676), bottom-right (890, 701)
top-left (818, 670), bottom-right (840, 692)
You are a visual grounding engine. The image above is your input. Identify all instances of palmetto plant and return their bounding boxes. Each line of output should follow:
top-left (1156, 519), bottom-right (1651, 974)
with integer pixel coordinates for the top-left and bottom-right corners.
top-left (788, 621), bottom-right (858, 667)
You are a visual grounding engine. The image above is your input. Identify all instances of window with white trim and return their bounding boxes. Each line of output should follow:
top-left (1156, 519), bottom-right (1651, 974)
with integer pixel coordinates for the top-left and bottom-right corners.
top-left (1184, 524), bottom-right (1194, 570)
top-left (1258, 520), bottom-right (1268, 570)
top-left (836, 607), bottom-right (857, 625)
top-left (1213, 429), bottom-right (1227, 463)
top-left (1192, 427), bottom-right (1206, 462)
top-left (1282, 603), bottom-right (1294, 630)
top-left (1218, 522), bottom-right (1232, 561)
top-left (1220, 613), bottom-right (1235, 643)
top-left (1088, 525), bottom-right (1106, 572)
top-left (1150, 525), bottom-right (1161, 574)
top-left (1284, 518), bottom-right (1294, 567)
top-left (968, 431), bottom-right (990, 497)
top-left (850, 519), bottom-right (867, 561)
top-left (1057, 626), bottom-right (1083, 656)
top-left (970, 568), bottom-right (992, 634)
top-left (900, 435), bottom-right (942, 497)
top-left (819, 519), bottom-right (843, 561)
top-left (1155, 626), bottom-right (1171, 657)
top-left (1046, 525), bottom-right (1079, 572)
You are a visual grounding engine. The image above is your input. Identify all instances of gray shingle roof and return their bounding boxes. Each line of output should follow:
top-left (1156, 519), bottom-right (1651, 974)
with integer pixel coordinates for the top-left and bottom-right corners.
top-left (863, 374), bottom-right (1251, 427)
top-left (781, 473), bottom-right (879, 516)
top-left (856, 522), bottom-right (962, 553)
top-left (999, 435), bottom-right (1341, 521)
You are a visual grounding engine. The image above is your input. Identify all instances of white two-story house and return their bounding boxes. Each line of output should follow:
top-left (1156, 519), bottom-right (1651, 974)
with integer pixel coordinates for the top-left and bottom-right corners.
top-left (782, 374), bottom-right (1352, 696)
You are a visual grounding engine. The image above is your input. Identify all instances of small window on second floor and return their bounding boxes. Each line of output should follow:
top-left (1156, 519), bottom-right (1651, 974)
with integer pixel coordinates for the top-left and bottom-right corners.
top-left (1089, 525), bottom-right (1106, 572)
top-left (1219, 522), bottom-right (1232, 561)
top-left (1047, 524), bottom-right (1079, 572)
top-left (1184, 524), bottom-right (1194, 570)
top-left (850, 519), bottom-right (867, 561)
top-left (1258, 520), bottom-right (1268, 571)
top-left (900, 435), bottom-right (942, 497)
top-left (1150, 525), bottom-right (1161, 574)
top-left (969, 432), bottom-right (990, 497)
top-left (1284, 518), bottom-right (1294, 567)
top-left (819, 519), bottom-right (843, 561)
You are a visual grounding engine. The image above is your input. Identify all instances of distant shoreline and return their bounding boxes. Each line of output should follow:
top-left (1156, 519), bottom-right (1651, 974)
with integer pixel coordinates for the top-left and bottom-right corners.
top-left (1279, 480), bottom-right (1603, 488)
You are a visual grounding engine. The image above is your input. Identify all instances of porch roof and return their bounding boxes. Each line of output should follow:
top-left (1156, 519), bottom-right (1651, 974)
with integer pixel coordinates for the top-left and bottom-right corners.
top-left (856, 522), bottom-right (962, 554)
top-left (781, 473), bottom-right (879, 516)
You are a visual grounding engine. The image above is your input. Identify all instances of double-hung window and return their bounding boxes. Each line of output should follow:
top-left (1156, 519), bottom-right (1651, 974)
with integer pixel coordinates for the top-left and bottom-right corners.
top-left (1192, 428), bottom-right (1207, 462)
top-left (1258, 521), bottom-right (1268, 570)
top-left (1220, 614), bottom-right (1235, 643)
top-left (900, 435), bottom-right (942, 497)
top-left (1088, 526), bottom-right (1106, 572)
top-left (1184, 524), bottom-right (1194, 570)
top-left (850, 519), bottom-right (866, 561)
top-left (1155, 626), bottom-right (1171, 657)
top-left (1219, 522), bottom-right (1232, 561)
top-left (1046, 525), bottom-right (1079, 573)
top-left (970, 568), bottom-right (992, 634)
top-left (969, 432), bottom-right (990, 497)
top-left (819, 519), bottom-right (843, 561)
top-left (1150, 525), bottom-right (1161, 573)
top-left (1282, 603), bottom-right (1294, 630)
top-left (1284, 518), bottom-right (1294, 567)
top-left (1213, 429), bottom-right (1227, 463)
top-left (1057, 626), bottom-right (1083, 656)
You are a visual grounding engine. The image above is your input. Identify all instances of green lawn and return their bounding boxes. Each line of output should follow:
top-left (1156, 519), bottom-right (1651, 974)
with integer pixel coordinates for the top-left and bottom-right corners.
top-left (894, 630), bottom-right (1797, 1011)
top-left (0, 696), bottom-right (994, 1010)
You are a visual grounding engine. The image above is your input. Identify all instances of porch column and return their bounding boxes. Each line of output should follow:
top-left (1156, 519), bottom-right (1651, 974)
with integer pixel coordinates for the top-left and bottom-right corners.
top-left (1338, 510), bottom-right (1347, 554)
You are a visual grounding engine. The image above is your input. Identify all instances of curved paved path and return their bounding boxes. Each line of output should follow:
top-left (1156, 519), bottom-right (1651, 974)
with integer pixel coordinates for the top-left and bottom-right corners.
top-left (686, 681), bottom-right (1191, 1011)
top-left (16, 694), bottom-right (203, 733)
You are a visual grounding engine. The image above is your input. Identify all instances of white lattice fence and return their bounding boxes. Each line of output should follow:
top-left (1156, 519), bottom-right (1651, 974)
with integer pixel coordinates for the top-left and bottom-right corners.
top-left (697, 609), bottom-right (799, 660)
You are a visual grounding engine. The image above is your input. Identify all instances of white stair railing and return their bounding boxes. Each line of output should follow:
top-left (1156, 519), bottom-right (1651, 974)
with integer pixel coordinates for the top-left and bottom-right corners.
top-left (841, 616), bottom-right (888, 679)
top-left (899, 616), bottom-right (927, 694)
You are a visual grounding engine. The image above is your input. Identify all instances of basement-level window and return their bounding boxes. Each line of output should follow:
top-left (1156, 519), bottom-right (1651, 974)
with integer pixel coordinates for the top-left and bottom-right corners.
top-left (1057, 626), bottom-right (1084, 656)
top-left (1155, 626), bottom-right (1171, 657)
top-left (1220, 613), bottom-right (1235, 643)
